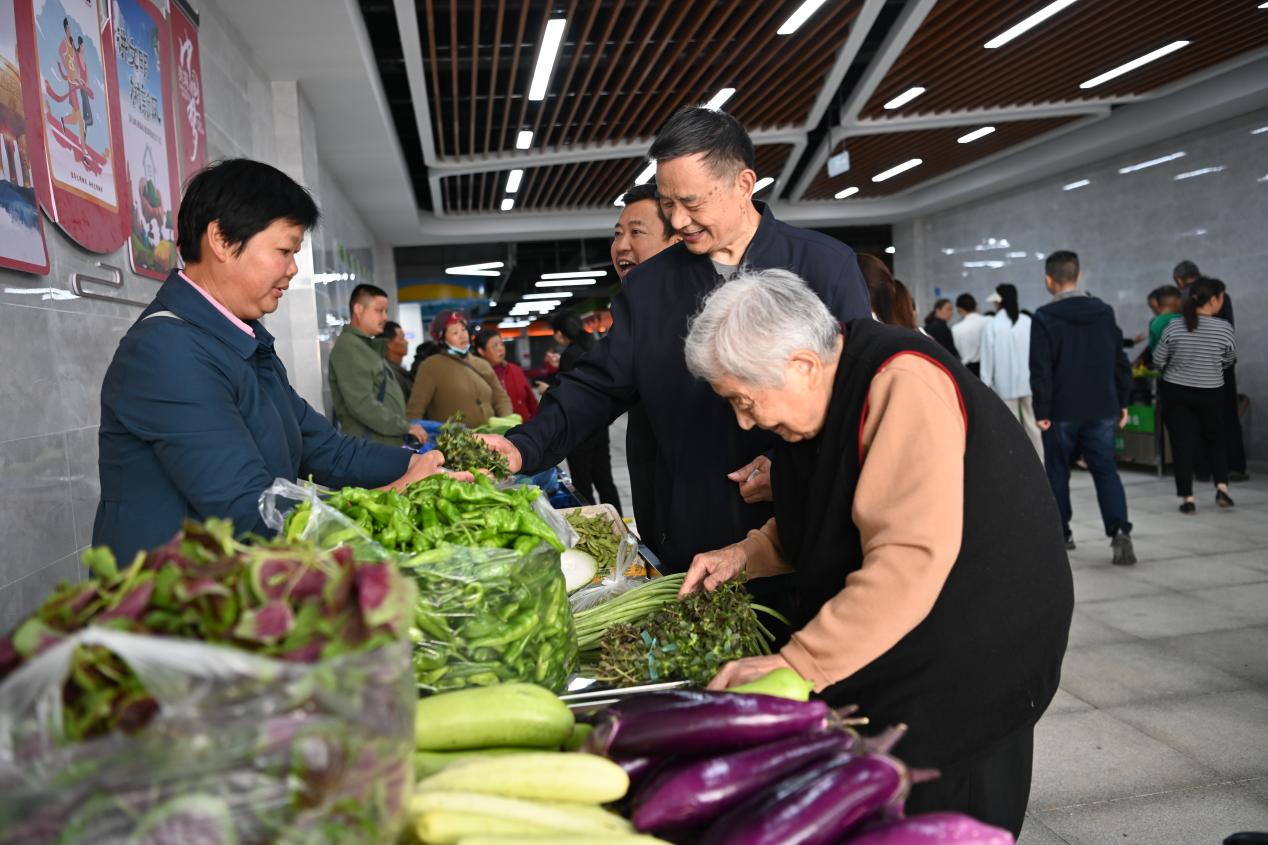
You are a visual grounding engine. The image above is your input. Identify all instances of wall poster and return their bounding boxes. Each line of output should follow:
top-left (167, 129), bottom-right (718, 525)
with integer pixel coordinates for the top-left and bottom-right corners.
top-left (168, 0), bottom-right (202, 189)
top-left (27, 0), bottom-right (127, 252)
top-left (112, 0), bottom-right (176, 278)
top-left (0, 0), bottom-right (50, 273)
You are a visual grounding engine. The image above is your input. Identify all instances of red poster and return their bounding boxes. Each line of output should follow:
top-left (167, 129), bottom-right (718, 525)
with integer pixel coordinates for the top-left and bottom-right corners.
top-left (22, 0), bottom-right (128, 253)
top-left (168, 1), bottom-right (203, 189)
top-left (1, 0), bottom-right (50, 274)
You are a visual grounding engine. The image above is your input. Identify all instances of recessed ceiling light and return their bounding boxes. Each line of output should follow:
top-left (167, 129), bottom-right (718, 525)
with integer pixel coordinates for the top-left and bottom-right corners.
top-left (500, 198), bottom-right (515, 212)
top-left (777, 0), bottom-right (830, 34)
top-left (885, 246), bottom-right (896, 254)
top-left (505, 169), bottom-right (524, 194)
top-left (1062, 179), bottom-right (1091, 190)
top-left (753, 177), bottom-right (775, 193)
top-left (883, 86), bottom-right (925, 110)
top-left (446, 261), bottom-right (504, 277)
top-left (516, 130), bottom-right (533, 150)
top-left (1174, 166), bottom-right (1226, 181)
top-left (872, 158), bottom-right (923, 182)
top-left (983, 0), bottom-right (1080, 49)
top-left (528, 19), bottom-right (567, 101)
top-left (524, 291), bottom-right (574, 299)
top-left (541, 270), bottom-right (607, 279)
top-left (957, 126), bottom-right (996, 144)
top-left (634, 162), bottom-right (656, 186)
top-left (1080, 41), bottom-right (1190, 89)
top-left (1117, 151), bottom-right (1185, 174)
top-left (703, 87), bottom-right (736, 111)
top-left (536, 279), bottom-right (598, 288)
top-left (834, 186), bottom-right (860, 199)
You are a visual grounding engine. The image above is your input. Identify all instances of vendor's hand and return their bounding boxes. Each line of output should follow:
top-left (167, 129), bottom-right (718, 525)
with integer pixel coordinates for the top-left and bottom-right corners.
top-left (727, 454), bottom-right (772, 504)
top-left (1119, 408), bottom-right (1130, 429)
top-left (534, 381), bottom-right (550, 394)
top-left (476, 433), bottom-right (523, 473)
top-left (387, 450), bottom-right (473, 491)
top-left (407, 423), bottom-right (428, 444)
top-left (1037, 419), bottom-right (1052, 432)
top-left (679, 545), bottom-right (746, 596)
top-left (707, 654), bottom-right (795, 691)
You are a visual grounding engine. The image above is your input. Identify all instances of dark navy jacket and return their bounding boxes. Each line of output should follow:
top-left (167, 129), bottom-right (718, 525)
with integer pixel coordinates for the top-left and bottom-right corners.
top-left (1029, 291), bottom-right (1132, 422)
top-left (94, 272), bottom-right (411, 562)
top-left (508, 202), bottom-right (873, 570)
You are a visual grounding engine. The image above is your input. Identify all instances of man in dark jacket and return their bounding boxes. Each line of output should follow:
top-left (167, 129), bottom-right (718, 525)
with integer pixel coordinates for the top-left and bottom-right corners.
top-left (1031, 250), bottom-right (1136, 566)
top-left (481, 106), bottom-right (873, 571)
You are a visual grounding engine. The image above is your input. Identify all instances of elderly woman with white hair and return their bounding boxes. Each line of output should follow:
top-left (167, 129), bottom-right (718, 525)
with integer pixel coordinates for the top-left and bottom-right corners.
top-left (679, 268), bottom-right (1073, 836)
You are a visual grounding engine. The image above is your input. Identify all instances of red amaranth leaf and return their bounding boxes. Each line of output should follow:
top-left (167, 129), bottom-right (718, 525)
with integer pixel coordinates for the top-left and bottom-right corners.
top-left (290, 566), bottom-right (328, 602)
top-left (252, 558), bottom-right (298, 602)
top-left (173, 577), bottom-right (232, 603)
top-left (233, 602), bottom-right (295, 644)
top-left (98, 580), bottom-right (156, 623)
top-left (354, 562), bottom-right (397, 627)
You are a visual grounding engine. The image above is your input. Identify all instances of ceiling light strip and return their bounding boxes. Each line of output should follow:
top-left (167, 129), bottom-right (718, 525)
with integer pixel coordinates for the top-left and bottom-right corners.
top-left (778, 0), bottom-right (830, 35)
top-left (883, 86), bottom-right (926, 110)
top-left (957, 126), bottom-right (996, 144)
top-left (536, 279), bottom-right (598, 288)
top-left (523, 291), bottom-right (574, 299)
top-left (1079, 41), bottom-right (1190, 90)
top-left (516, 130), bottom-right (533, 150)
top-left (983, 0), bottom-right (1080, 49)
top-left (753, 177), bottom-right (775, 193)
top-left (1061, 179), bottom-right (1091, 191)
top-left (704, 87), bottom-right (736, 111)
top-left (834, 186), bottom-right (860, 199)
top-left (1117, 151), bottom-right (1185, 174)
top-left (505, 169), bottom-right (524, 194)
top-left (872, 158), bottom-right (923, 182)
top-left (540, 270), bottom-right (607, 279)
top-left (527, 19), bottom-right (568, 101)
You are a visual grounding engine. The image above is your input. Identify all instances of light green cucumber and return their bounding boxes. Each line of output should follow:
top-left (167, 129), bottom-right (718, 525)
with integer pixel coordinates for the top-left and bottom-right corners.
top-left (415, 748), bottom-right (541, 780)
top-left (416, 683), bottom-right (574, 751)
top-left (410, 792), bottom-right (631, 834)
top-left (418, 752), bottom-right (628, 804)
top-left (414, 810), bottom-right (555, 844)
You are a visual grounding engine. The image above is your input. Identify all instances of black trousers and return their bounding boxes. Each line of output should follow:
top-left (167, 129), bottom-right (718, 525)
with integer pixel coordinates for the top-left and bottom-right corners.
top-left (566, 429), bottom-right (624, 516)
top-left (904, 726), bottom-right (1034, 839)
top-left (1195, 367), bottom-right (1245, 476)
top-left (625, 404), bottom-right (659, 553)
top-left (1161, 380), bottom-right (1227, 497)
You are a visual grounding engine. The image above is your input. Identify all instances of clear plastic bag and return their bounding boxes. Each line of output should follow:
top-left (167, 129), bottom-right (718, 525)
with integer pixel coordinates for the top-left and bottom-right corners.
top-left (0, 628), bottom-right (414, 844)
top-left (569, 533), bottom-right (646, 612)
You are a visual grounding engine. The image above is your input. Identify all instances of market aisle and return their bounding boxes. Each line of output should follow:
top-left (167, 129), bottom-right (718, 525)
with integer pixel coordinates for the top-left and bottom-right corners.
top-left (610, 433), bottom-right (1268, 842)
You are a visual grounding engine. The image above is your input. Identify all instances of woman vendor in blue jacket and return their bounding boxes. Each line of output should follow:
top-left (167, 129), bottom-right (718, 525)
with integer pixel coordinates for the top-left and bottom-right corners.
top-left (94, 159), bottom-right (455, 562)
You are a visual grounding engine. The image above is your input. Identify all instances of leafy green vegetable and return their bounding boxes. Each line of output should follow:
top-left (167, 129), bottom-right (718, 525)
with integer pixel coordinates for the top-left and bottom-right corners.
top-left (435, 412), bottom-right (512, 477)
top-left (565, 512), bottom-right (619, 577)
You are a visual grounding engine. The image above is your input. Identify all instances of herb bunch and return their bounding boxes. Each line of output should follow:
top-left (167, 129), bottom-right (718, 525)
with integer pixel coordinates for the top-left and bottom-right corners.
top-left (435, 412), bottom-right (512, 478)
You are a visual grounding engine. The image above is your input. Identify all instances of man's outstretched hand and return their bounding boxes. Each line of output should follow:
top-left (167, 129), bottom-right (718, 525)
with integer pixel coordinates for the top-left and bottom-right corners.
top-left (476, 433), bottom-right (524, 474)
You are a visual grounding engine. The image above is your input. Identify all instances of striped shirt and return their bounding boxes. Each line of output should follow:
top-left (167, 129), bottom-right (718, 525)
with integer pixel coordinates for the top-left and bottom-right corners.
top-left (1154, 315), bottom-right (1236, 389)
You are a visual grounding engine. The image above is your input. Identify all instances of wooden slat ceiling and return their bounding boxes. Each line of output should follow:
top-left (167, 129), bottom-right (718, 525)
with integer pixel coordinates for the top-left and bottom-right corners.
top-left (441, 144), bottom-right (795, 213)
top-left (420, 0), bottom-right (862, 159)
top-left (803, 118), bottom-right (1078, 200)
top-left (860, 0), bottom-right (1268, 119)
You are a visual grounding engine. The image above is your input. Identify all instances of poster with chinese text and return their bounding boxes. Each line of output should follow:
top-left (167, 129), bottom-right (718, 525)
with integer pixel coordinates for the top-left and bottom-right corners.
top-left (168, 0), bottom-right (202, 189)
top-left (113, 0), bottom-right (176, 278)
top-left (0, 0), bottom-right (50, 273)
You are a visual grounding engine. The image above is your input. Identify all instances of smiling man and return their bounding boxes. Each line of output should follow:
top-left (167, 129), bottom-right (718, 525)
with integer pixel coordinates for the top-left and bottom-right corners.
top-left (481, 106), bottom-right (872, 572)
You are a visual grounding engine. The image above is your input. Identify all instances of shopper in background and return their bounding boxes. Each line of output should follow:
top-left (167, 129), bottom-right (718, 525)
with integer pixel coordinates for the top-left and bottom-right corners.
top-left (1147, 286), bottom-right (1183, 350)
top-left (329, 284), bottom-right (426, 446)
top-left (858, 253), bottom-right (918, 330)
top-left (95, 159), bottom-right (454, 562)
top-left (1030, 250), bottom-right (1136, 564)
top-left (525, 347), bottom-right (561, 388)
top-left (473, 329), bottom-right (538, 421)
top-left (406, 310), bottom-right (512, 426)
top-left (679, 269), bottom-right (1071, 838)
top-left (551, 312), bottom-right (623, 515)
top-left (612, 181), bottom-right (681, 552)
top-left (479, 105), bottom-right (872, 571)
top-left (952, 293), bottom-right (988, 377)
top-left (923, 298), bottom-right (960, 359)
top-left (409, 340), bottom-right (440, 383)
top-left (378, 320), bottom-right (414, 403)
top-left (1154, 277), bottom-right (1237, 513)
top-left (980, 284), bottom-right (1042, 456)
top-left (1173, 259), bottom-right (1246, 481)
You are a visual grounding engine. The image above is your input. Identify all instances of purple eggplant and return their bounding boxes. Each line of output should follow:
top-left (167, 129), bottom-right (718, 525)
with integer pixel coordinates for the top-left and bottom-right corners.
top-left (844, 812), bottom-right (1014, 845)
top-left (632, 730), bottom-right (851, 832)
top-left (585, 693), bottom-right (830, 758)
top-left (614, 755), bottom-right (660, 790)
top-left (700, 752), bottom-right (909, 845)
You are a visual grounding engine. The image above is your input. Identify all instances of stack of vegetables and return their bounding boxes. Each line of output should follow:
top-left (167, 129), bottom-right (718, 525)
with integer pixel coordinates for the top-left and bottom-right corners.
top-left (0, 519), bottom-right (417, 845)
top-left (410, 683), bottom-right (662, 844)
top-left (435, 413), bottom-right (512, 477)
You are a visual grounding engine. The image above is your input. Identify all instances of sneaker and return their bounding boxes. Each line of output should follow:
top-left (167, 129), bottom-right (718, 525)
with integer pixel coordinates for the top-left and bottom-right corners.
top-left (1179, 501), bottom-right (1197, 514)
top-left (1111, 532), bottom-right (1136, 566)
top-left (1216, 490), bottom-right (1235, 508)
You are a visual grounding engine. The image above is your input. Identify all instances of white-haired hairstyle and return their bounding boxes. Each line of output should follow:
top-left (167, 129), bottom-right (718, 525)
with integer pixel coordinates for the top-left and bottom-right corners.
top-left (685, 268), bottom-right (841, 389)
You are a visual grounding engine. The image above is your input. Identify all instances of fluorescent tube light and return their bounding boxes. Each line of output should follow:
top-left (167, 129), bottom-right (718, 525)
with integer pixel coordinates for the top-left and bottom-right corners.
top-left (885, 246), bottom-right (896, 255)
top-left (536, 279), bottom-right (598, 288)
top-left (957, 126), bottom-right (996, 144)
top-left (634, 162), bottom-right (656, 186)
top-left (1250, 126), bottom-right (1268, 135)
top-left (541, 270), bottom-right (607, 279)
top-left (704, 87), bottom-right (736, 111)
top-left (753, 177), bottom-right (775, 193)
top-left (1080, 41), bottom-right (1190, 89)
top-left (1174, 166), bottom-right (1226, 181)
top-left (778, 0), bottom-right (830, 34)
top-left (527, 19), bottom-right (567, 101)
top-left (523, 291), bottom-right (573, 299)
top-left (500, 320), bottom-right (531, 329)
top-left (500, 198), bottom-right (515, 212)
top-left (1117, 151), bottom-right (1185, 174)
top-left (516, 130), bottom-right (533, 150)
top-left (505, 169), bottom-right (524, 193)
top-left (613, 196), bottom-right (625, 206)
top-left (834, 186), bottom-right (860, 199)
top-left (883, 86), bottom-right (925, 110)
top-left (446, 261), bottom-right (504, 276)
top-left (1062, 179), bottom-right (1090, 190)
top-left (872, 158), bottom-right (923, 182)
top-left (984, 0), bottom-right (1080, 49)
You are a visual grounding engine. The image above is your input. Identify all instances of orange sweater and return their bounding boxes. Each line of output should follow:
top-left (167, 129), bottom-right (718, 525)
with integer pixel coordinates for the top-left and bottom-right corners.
top-left (736, 354), bottom-right (967, 691)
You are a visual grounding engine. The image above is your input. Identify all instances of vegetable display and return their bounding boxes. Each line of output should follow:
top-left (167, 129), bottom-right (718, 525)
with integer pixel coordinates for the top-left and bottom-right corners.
top-left (0, 520), bottom-right (416, 845)
top-left (436, 413), bottom-right (512, 478)
top-left (566, 511), bottom-right (620, 573)
top-left (572, 574), bottom-right (687, 655)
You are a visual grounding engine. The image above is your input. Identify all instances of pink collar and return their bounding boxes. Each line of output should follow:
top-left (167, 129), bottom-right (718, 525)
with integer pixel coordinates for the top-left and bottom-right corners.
top-left (180, 271), bottom-right (255, 337)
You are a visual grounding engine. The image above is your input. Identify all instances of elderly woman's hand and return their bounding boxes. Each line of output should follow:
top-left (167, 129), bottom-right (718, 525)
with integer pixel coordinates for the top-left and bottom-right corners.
top-left (728, 454), bottom-right (773, 503)
top-left (679, 544), bottom-right (747, 596)
top-left (707, 654), bottom-right (795, 691)
top-left (382, 450), bottom-right (473, 492)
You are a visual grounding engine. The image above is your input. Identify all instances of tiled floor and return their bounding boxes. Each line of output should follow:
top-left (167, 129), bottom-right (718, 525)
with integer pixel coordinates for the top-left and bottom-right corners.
top-left (603, 414), bottom-right (1268, 844)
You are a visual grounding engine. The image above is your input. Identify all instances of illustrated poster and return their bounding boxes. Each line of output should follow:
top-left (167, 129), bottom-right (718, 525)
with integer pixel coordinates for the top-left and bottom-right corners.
top-left (168, 0), bottom-right (202, 188)
top-left (0, 0), bottom-right (50, 273)
top-left (113, 0), bottom-right (176, 278)
top-left (29, 0), bottom-right (127, 251)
